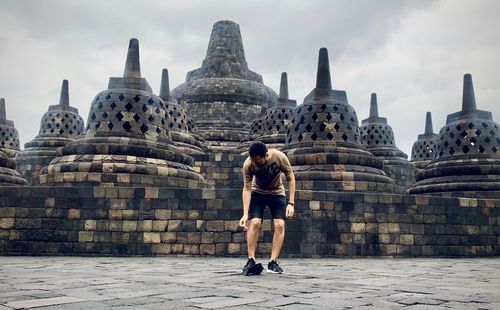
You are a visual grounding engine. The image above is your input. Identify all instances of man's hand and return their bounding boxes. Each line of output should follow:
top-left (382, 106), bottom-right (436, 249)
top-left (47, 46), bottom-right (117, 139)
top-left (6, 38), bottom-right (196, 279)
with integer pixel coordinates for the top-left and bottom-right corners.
top-left (285, 203), bottom-right (294, 218)
top-left (239, 214), bottom-right (249, 230)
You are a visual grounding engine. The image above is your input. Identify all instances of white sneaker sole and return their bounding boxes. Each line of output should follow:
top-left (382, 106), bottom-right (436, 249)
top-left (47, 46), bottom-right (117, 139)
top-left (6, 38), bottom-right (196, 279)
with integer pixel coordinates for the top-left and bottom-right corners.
top-left (266, 268), bottom-right (282, 274)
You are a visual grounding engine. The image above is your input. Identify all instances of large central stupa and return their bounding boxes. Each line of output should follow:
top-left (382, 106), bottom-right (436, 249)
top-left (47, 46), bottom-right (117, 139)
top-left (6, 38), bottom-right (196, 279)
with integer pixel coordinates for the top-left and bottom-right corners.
top-left (171, 20), bottom-right (278, 149)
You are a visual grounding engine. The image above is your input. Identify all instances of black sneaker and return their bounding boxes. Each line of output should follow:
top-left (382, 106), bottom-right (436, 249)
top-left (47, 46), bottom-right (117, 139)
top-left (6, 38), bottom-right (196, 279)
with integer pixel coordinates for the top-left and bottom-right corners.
top-left (267, 260), bottom-right (283, 274)
top-left (242, 258), bottom-right (263, 276)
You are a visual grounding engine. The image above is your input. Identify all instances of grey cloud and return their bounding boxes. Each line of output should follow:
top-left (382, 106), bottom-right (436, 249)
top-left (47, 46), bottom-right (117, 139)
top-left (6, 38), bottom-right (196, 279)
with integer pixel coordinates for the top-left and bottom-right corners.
top-left (0, 0), bottom-right (498, 157)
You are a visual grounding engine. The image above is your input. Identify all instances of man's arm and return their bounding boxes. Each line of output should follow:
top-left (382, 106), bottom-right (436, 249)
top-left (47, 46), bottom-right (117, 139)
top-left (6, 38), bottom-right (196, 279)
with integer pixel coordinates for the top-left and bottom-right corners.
top-left (285, 171), bottom-right (295, 218)
top-left (240, 160), bottom-right (253, 229)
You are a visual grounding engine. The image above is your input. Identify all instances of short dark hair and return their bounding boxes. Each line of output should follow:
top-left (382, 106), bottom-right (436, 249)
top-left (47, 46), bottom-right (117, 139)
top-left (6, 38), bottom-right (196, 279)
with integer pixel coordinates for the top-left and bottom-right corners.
top-left (249, 140), bottom-right (268, 157)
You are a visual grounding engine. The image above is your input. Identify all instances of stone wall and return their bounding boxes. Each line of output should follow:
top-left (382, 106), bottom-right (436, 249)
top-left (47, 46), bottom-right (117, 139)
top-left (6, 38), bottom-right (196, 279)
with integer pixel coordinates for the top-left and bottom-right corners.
top-left (0, 186), bottom-right (499, 257)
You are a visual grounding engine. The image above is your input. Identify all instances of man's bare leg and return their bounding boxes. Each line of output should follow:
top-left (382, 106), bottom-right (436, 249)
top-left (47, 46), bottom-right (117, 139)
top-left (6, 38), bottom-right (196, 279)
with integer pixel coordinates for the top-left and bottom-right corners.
top-left (247, 218), bottom-right (262, 259)
top-left (271, 219), bottom-right (285, 261)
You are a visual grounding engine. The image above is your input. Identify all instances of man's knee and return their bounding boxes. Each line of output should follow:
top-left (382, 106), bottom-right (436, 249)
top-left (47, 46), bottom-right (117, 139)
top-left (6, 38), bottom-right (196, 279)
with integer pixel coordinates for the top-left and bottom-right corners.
top-left (249, 218), bottom-right (262, 229)
top-left (273, 219), bottom-right (285, 232)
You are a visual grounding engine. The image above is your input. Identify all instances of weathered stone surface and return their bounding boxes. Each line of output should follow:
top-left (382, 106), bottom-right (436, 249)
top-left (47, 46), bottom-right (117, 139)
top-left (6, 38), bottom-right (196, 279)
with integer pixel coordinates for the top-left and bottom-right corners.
top-left (411, 111), bottom-right (438, 169)
top-left (0, 98), bottom-right (28, 185)
top-left (37, 39), bottom-right (204, 188)
top-left (16, 80), bottom-right (85, 184)
top-left (410, 74), bottom-right (500, 198)
top-left (283, 48), bottom-right (404, 194)
top-left (171, 20), bottom-right (278, 148)
top-left (359, 93), bottom-right (417, 188)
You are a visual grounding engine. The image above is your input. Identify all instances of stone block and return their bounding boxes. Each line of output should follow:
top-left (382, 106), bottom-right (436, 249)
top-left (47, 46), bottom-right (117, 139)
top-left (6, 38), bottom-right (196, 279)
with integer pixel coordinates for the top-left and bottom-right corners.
top-left (161, 232), bottom-right (177, 243)
top-left (152, 220), bottom-right (169, 232)
top-left (78, 231), bottom-right (93, 242)
top-left (143, 232), bottom-right (161, 243)
top-left (84, 220), bottom-right (96, 231)
top-left (0, 218), bottom-right (15, 229)
top-left (350, 223), bottom-right (365, 233)
top-left (122, 221), bottom-right (137, 232)
top-left (206, 220), bottom-right (225, 232)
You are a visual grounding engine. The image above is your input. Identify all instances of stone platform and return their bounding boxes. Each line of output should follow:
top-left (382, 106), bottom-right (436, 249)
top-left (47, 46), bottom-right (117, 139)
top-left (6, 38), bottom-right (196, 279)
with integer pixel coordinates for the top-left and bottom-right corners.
top-left (0, 257), bottom-right (499, 309)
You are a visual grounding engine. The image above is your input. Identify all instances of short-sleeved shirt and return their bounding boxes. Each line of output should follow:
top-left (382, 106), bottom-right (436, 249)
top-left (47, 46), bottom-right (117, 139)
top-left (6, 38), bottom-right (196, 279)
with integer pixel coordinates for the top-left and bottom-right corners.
top-left (243, 149), bottom-right (293, 196)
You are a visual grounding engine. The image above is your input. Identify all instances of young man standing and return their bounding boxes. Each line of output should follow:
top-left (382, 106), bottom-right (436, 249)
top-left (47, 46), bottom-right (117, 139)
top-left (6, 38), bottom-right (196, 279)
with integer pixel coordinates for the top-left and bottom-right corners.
top-left (239, 140), bottom-right (295, 275)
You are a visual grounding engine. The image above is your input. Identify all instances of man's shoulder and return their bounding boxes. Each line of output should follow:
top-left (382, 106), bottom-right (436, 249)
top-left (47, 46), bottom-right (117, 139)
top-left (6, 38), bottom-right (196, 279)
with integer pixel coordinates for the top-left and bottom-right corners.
top-left (270, 149), bottom-right (288, 160)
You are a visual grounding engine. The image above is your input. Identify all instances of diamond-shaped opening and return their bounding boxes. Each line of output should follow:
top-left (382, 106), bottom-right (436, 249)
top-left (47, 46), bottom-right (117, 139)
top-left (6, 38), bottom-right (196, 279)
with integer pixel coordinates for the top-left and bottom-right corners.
top-left (482, 122), bottom-right (489, 128)
top-left (375, 140), bottom-right (380, 144)
top-left (319, 123), bottom-right (327, 132)
top-left (105, 94), bottom-right (111, 100)
top-left (107, 122), bottom-right (114, 130)
top-left (334, 123), bottom-right (340, 131)
top-left (462, 145), bottom-right (470, 154)
top-left (300, 116), bottom-right (305, 123)
top-left (493, 146), bottom-right (498, 153)
top-left (340, 114), bottom-right (345, 121)
top-left (326, 113), bottom-right (332, 121)
top-left (140, 124), bottom-right (148, 133)
top-left (455, 125), bottom-right (461, 131)
top-left (305, 124), bottom-right (313, 132)
top-left (142, 105), bottom-right (148, 112)
top-left (297, 133), bottom-right (303, 141)
top-left (170, 122), bottom-right (174, 128)
top-left (307, 105), bottom-right (313, 112)
top-left (148, 97), bottom-right (155, 104)
top-left (461, 130), bottom-right (468, 138)
top-left (333, 105), bottom-right (338, 111)
top-left (489, 129), bottom-right (495, 136)
top-left (155, 107), bottom-right (161, 114)
top-left (327, 132), bottom-right (334, 140)
top-left (342, 133), bottom-right (349, 142)
top-left (449, 148), bottom-right (455, 155)
top-left (134, 95), bottom-right (141, 102)
top-left (478, 145), bottom-right (485, 153)
top-left (102, 112), bottom-right (108, 119)
top-left (97, 102), bottom-right (103, 109)
top-left (148, 115), bottom-right (155, 122)
top-left (115, 112), bottom-right (124, 121)
top-left (311, 133), bottom-right (318, 141)
top-left (133, 114), bottom-right (141, 122)
top-left (320, 104), bottom-right (327, 111)
top-left (312, 113), bottom-right (318, 121)
top-left (64, 124), bottom-right (69, 129)
top-left (90, 114), bottom-right (96, 120)
top-left (475, 129), bottom-right (482, 136)
top-left (455, 139), bottom-right (461, 146)
top-left (468, 123), bottom-right (474, 129)
top-left (449, 132), bottom-right (455, 138)
top-left (156, 127), bottom-right (162, 133)
top-left (122, 122), bottom-right (132, 132)
top-left (470, 137), bottom-right (477, 145)
top-left (125, 102), bottom-right (133, 111)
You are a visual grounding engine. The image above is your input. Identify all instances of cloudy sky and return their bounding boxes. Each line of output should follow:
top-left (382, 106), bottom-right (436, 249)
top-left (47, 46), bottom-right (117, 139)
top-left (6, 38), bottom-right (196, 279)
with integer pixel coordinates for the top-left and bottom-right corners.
top-left (0, 0), bottom-right (499, 155)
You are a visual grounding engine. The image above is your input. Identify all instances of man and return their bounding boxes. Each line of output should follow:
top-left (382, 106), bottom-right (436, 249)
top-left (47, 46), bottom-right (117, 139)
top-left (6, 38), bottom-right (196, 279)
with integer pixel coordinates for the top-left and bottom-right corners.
top-left (239, 140), bottom-right (295, 276)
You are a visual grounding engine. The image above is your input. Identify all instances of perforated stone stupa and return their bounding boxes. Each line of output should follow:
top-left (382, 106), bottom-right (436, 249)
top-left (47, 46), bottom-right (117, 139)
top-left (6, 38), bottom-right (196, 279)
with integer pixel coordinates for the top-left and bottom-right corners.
top-left (38, 39), bottom-right (204, 187)
top-left (284, 48), bottom-right (403, 193)
top-left (409, 74), bottom-right (500, 198)
top-left (411, 112), bottom-right (438, 169)
top-left (259, 72), bottom-right (297, 150)
top-left (359, 93), bottom-right (416, 188)
top-left (171, 20), bottom-right (277, 148)
top-left (158, 68), bottom-right (204, 155)
top-left (0, 98), bottom-right (27, 185)
top-left (16, 80), bottom-right (85, 184)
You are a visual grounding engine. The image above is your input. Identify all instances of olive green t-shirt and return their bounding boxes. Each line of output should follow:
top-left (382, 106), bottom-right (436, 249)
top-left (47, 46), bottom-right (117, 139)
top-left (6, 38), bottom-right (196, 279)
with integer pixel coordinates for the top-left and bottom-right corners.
top-left (243, 149), bottom-right (293, 196)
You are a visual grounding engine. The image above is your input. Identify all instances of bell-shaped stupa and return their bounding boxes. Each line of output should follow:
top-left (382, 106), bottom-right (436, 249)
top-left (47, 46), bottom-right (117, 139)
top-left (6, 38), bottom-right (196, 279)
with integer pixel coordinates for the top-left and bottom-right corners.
top-left (359, 93), bottom-right (417, 188)
top-left (171, 20), bottom-right (277, 148)
top-left (284, 48), bottom-right (403, 193)
top-left (17, 80), bottom-right (85, 184)
top-left (158, 68), bottom-right (204, 155)
top-left (410, 112), bottom-right (438, 169)
top-left (409, 74), bottom-right (500, 198)
top-left (39, 39), bottom-right (204, 187)
top-left (259, 72), bottom-right (297, 150)
top-left (0, 98), bottom-right (27, 185)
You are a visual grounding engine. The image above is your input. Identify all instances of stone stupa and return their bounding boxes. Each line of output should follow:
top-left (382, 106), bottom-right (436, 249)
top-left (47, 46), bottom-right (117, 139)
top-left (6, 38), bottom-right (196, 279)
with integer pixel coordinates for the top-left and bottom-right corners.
top-left (171, 20), bottom-right (277, 149)
top-left (158, 68), bottom-right (204, 155)
top-left (409, 74), bottom-right (500, 198)
top-left (359, 93), bottom-right (417, 188)
top-left (17, 80), bottom-right (85, 184)
top-left (284, 48), bottom-right (403, 193)
top-left (39, 39), bottom-right (204, 187)
top-left (410, 112), bottom-right (438, 169)
top-left (0, 98), bottom-right (27, 185)
top-left (259, 72), bottom-right (297, 150)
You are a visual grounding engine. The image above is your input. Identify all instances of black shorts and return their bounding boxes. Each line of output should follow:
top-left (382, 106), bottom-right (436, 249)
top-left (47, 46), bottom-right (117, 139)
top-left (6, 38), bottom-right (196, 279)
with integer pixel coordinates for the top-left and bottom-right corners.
top-left (249, 192), bottom-right (287, 220)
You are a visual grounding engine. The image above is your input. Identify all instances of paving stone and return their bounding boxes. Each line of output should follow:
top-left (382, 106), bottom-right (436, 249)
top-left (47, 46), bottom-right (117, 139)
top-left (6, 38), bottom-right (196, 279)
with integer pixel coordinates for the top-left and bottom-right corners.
top-left (5, 297), bottom-right (86, 309)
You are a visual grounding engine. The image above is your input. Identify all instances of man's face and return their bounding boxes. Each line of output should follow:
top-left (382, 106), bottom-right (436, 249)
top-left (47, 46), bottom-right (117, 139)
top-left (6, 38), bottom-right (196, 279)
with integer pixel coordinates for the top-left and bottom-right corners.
top-left (251, 153), bottom-right (268, 168)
